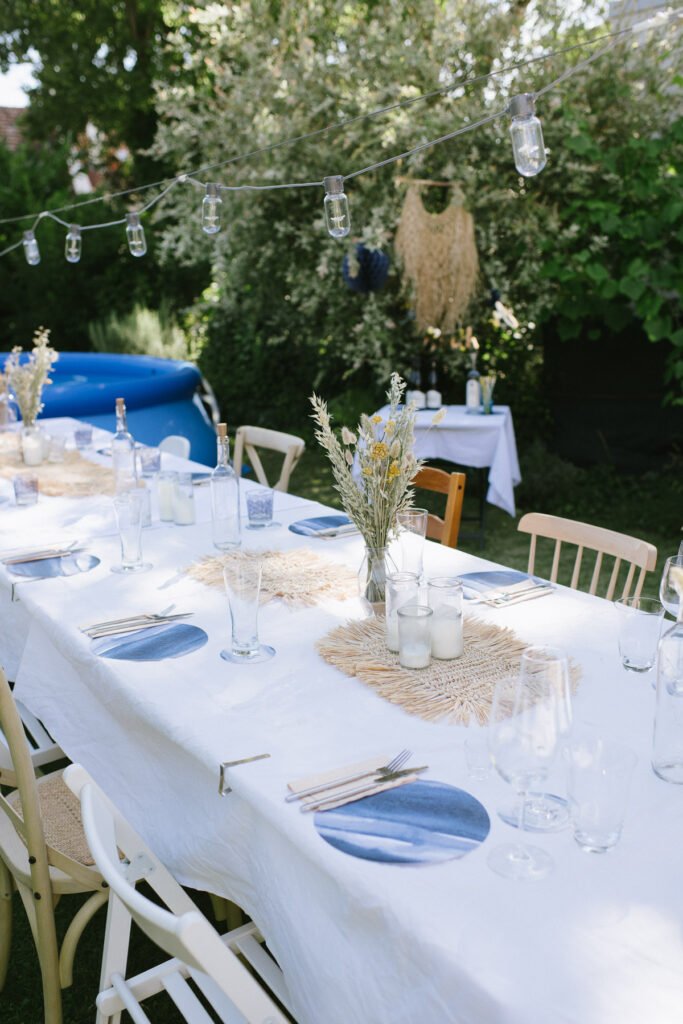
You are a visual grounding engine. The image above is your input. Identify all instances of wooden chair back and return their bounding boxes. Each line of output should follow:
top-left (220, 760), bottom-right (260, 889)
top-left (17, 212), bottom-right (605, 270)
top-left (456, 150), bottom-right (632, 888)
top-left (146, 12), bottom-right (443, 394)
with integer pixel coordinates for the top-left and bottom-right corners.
top-left (233, 424), bottom-right (305, 492)
top-left (517, 512), bottom-right (657, 600)
top-left (412, 467), bottom-right (466, 548)
top-left (67, 765), bottom-right (291, 1024)
top-left (0, 694), bottom-right (63, 789)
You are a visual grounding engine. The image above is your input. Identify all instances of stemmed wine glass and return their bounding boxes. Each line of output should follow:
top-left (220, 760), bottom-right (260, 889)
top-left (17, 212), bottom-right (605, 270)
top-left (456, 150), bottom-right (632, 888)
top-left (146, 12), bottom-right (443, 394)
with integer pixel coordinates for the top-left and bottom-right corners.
top-left (660, 554), bottom-right (683, 620)
top-left (488, 672), bottom-right (561, 881)
top-left (498, 645), bottom-right (572, 832)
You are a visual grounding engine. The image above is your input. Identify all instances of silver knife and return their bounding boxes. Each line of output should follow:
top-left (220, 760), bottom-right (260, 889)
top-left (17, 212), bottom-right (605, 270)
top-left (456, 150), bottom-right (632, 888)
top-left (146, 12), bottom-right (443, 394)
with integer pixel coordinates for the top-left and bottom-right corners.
top-left (86, 613), bottom-right (193, 639)
top-left (300, 766), bottom-right (428, 812)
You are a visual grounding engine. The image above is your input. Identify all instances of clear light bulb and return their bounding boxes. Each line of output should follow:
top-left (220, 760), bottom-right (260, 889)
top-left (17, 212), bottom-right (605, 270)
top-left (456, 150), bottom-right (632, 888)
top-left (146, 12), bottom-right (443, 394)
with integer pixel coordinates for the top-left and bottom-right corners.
top-left (125, 212), bottom-right (147, 257)
top-left (508, 94), bottom-right (547, 178)
top-left (201, 182), bottom-right (222, 235)
top-left (65, 224), bottom-right (82, 263)
top-left (323, 175), bottom-right (350, 239)
top-left (22, 230), bottom-right (40, 266)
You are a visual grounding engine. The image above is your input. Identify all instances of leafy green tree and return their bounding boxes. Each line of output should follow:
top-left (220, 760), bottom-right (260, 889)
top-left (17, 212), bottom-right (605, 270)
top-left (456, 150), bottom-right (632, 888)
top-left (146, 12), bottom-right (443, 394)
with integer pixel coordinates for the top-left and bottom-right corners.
top-left (149, 0), bottom-right (681, 429)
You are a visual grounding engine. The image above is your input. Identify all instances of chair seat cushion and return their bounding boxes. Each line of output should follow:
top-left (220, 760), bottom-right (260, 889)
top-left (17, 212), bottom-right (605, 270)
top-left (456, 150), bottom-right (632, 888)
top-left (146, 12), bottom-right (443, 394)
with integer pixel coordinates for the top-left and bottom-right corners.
top-left (7, 769), bottom-right (94, 866)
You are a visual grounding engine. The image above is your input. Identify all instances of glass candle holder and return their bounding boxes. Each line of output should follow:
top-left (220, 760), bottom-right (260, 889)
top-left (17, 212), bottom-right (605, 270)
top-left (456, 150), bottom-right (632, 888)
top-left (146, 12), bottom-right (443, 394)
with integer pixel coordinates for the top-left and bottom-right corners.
top-left (13, 474), bottom-right (39, 507)
top-left (385, 571), bottom-right (419, 653)
top-left (173, 472), bottom-right (196, 525)
top-left (246, 488), bottom-right (275, 529)
top-left (139, 446), bottom-right (161, 477)
top-left (397, 604), bottom-right (433, 670)
top-left (74, 424), bottom-right (93, 449)
top-left (428, 577), bottom-right (464, 660)
top-left (47, 434), bottom-right (66, 463)
top-left (157, 470), bottom-right (177, 522)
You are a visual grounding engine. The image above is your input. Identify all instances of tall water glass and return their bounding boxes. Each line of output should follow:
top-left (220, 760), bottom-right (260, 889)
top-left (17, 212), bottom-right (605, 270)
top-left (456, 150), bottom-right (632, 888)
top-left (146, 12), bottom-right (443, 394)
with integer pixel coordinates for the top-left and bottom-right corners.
top-left (385, 572), bottom-right (419, 653)
top-left (566, 735), bottom-right (637, 852)
top-left (221, 560), bottom-right (275, 664)
top-left (499, 645), bottom-right (572, 832)
top-left (112, 491), bottom-right (151, 573)
top-left (396, 508), bottom-right (428, 580)
top-left (488, 673), bottom-right (560, 881)
top-left (614, 596), bottom-right (664, 672)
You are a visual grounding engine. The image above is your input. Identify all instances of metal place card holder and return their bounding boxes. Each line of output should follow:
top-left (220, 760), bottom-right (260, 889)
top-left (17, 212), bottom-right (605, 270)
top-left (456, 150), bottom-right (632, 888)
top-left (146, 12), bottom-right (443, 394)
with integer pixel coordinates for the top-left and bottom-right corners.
top-left (219, 753), bottom-right (271, 795)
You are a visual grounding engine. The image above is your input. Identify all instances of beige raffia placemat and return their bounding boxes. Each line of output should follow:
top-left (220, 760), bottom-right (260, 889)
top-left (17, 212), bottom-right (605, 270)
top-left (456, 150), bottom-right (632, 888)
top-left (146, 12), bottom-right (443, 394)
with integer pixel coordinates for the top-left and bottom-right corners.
top-left (317, 616), bottom-right (581, 726)
top-left (186, 548), bottom-right (358, 607)
top-left (0, 432), bottom-right (114, 497)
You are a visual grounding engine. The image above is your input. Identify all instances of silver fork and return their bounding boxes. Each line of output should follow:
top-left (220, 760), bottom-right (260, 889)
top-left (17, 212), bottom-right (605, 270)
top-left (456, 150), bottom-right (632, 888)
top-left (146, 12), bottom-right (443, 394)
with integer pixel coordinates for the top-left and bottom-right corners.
top-left (285, 748), bottom-right (412, 803)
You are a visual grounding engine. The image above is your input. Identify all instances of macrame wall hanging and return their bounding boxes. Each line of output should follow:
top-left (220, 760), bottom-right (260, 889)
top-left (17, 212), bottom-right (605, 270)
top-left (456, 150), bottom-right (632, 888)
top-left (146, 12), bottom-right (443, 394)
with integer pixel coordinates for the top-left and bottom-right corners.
top-left (394, 181), bottom-right (479, 333)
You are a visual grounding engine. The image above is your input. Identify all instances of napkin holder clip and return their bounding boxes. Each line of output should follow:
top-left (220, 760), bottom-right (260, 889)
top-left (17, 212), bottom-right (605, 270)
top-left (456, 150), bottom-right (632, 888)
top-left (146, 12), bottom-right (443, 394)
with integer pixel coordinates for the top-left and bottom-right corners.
top-left (219, 753), bottom-right (270, 795)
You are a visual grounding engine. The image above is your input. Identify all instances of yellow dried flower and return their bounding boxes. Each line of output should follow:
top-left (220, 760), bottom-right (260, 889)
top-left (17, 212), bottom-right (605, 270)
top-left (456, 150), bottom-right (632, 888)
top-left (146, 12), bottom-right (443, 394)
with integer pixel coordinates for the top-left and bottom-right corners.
top-left (371, 441), bottom-right (389, 461)
top-left (362, 465), bottom-right (373, 478)
top-left (371, 414), bottom-right (383, 425)
top-left (384, 419), bottom-right (396, 435)
top-left (431, 408), bottom-right (446, 426)
top-left (387, 460), bottom-right (401, 480)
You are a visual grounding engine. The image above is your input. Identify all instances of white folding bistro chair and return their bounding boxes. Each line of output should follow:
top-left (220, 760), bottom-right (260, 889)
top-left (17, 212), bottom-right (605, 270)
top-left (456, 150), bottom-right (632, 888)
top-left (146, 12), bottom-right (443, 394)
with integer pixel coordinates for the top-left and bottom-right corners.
top-left (159, 434), bottom-right (191, 460)
top-left (517, 512), bottom-right (658, 600)
top-left (233, 425), bottom-right (305, 493)
top-left (65, 763), bottom-right (296, 1024)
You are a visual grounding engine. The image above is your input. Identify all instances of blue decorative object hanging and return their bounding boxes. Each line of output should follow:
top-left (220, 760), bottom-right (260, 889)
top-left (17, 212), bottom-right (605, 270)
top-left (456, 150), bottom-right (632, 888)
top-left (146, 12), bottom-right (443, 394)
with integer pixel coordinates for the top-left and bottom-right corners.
top-left (342, 243), bottom-right (390, 293)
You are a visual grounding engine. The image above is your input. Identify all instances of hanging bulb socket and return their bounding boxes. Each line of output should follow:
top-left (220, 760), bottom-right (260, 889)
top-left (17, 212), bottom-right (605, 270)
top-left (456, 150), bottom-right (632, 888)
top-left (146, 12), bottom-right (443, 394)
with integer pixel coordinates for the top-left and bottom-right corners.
top-left (201, 182), bottom-right (223, 235)
top-left (508, 93), bottom-right (547, 178)
top-left (125, 212), bottom-right (147, 257)
top-left (323, 175), bottom-right (351, 239)
top-left (65, 224), bottom-right (82, 264)
top-left (22, 230), bottom-right (40, 266)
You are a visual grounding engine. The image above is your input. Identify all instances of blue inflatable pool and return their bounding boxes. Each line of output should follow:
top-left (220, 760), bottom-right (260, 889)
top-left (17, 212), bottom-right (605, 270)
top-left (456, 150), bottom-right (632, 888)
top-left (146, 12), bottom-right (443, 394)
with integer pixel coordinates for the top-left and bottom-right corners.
top-left (1, 352), bottom-right (218, 466)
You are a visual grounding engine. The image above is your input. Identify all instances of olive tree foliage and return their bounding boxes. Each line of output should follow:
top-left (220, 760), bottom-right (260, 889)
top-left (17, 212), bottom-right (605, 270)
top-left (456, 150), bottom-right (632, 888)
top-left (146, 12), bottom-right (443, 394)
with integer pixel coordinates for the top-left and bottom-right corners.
top-left (150, 0), bottom-right (681, 426)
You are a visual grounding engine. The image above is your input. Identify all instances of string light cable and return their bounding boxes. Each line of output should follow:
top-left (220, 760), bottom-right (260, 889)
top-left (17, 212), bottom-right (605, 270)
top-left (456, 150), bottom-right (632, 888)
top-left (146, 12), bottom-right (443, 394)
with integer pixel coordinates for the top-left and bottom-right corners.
top-left (0, 4), bottom-right (680, 259)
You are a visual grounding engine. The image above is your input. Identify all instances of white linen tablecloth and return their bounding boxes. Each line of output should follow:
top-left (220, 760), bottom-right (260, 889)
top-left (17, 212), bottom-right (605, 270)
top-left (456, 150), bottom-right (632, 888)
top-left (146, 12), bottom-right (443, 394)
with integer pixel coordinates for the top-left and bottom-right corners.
top-left (2, 419), bottom-right (682, 1024)
top-left (375, 403), bottom-right (521, 516)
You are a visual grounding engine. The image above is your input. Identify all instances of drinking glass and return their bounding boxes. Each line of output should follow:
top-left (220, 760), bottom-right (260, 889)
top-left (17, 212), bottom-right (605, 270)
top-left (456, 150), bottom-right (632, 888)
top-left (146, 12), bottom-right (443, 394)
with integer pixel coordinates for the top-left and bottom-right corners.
top-left (74, 424), bottom-right (93, 449)
top-left (112, 491), bottom-right (151, 573)
top-left (246, 488), bottom-right (277, 529)
top-left (498, 645), bottom-right (572, 832)
top-left (396, 508), bottom-right (428, 580)
top-left (157, 470), bottom-right (177, 522)
top-left (139, 446), bottom-right (161, 477)
top-left (13, 474), bottom-right (39, 507)
top-left (427, 577), bottom-right (464, 660)
top-left (385, 571), bottom-right (419, 653)
top-left (488, 673), bottom-right (560, 881)
top-left (565, 735), bottom-right (637, 853)
top-left (660, 555), bottom-right (683, 618)
top-left (397, 604), bottom-right (432, 669)
top-left (614, 596), bottom-right (664, 672)
top-left (221, 559), bottom-right (274, 663)
top-left (47, 435), bottom-right (66, 463)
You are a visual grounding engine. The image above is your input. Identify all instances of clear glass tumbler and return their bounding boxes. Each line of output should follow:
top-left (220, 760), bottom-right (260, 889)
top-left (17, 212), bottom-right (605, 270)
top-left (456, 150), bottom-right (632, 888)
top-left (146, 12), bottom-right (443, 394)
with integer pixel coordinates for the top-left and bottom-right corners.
top-left (112, 490), bottom-right (151, 573)
top-left (173, 472), bottom-right (196, 525)
top-left (396, 508), bottom-right (428, 580)
top-left (397, 604), bottom-right (432, 669)
top-left (157, 470), bottom-right (177, 522)
top-left (246, 488), bottom-right (275, 529)
top-left (221, 559), bottom-right (275, 664)
top-left (614, 596), bottom-right (664, 672)
top-left (12, 474), bottom-right (39, 507)
top-left (565, 735), bottom-right (637, 852)
top-left (385, 571), bottom-right (419, 653)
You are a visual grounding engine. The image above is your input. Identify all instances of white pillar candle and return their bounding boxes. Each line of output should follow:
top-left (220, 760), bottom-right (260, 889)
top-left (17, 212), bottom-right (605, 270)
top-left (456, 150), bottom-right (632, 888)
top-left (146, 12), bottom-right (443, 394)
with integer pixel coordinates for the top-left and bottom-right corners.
top-left (173, 487), bottom-right (195, 525)
top-left (386, 613), bottom-right (399, 653)
top-left (430, 612), bottom-right (464, 660)
top-left (158, 475), bottom-right (176, 521)
top-left (399, 642), bottom-right (431, 670)
top-left (21, 433), bottom-right (43, 466)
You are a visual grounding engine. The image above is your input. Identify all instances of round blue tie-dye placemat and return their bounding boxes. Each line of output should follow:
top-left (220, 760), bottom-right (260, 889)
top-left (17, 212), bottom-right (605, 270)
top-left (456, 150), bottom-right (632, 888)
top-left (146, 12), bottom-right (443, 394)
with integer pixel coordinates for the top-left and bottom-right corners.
top-left (91, 622), bottom-right (208, 662)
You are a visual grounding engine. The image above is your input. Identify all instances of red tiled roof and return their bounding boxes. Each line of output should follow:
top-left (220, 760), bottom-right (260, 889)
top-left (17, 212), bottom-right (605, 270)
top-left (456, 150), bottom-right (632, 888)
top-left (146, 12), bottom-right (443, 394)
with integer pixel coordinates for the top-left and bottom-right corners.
top-left (0, 107), bottom-right (24, 150)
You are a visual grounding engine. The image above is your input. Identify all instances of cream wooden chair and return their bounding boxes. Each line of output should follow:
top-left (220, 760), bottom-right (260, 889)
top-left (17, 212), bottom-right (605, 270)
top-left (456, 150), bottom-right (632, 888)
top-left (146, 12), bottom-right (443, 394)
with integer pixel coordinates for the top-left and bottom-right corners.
top-left (65, 764), bottom-right (296, 1024)
top-left (159, 434), bottom-right (191, 459)
top-left (517, 512), bottom-right (657, 600)
top-left (0, 668), bottom-right (108, 1024)
top-left (0, 692), bottom-right (64, 789)
top-left (233, 425), bottom-right (305, 493)
top-left (412, 467), bottom-right (466, 549)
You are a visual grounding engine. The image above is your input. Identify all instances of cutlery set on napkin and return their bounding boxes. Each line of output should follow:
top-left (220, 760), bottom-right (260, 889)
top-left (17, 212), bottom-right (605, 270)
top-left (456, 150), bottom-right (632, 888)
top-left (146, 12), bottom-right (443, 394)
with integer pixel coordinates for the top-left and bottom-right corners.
top-left (1, 541), bottom-right (83, 565)
top-left (80, 609), bottom-right (194, 639)
top-left (466, 579), bottom-right (554, 608)
top-left (285, 750), bottom-right (428, 813)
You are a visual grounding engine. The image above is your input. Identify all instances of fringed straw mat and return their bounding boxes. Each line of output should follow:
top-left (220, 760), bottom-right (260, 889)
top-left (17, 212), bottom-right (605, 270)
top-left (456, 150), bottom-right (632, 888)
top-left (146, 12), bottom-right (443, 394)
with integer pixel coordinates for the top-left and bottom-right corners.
top-left (0, 432), bottom-right (114, 497)
top-left (186, 549), bottom-right (358, 607)
top-left (317, 616), bottom-right (581, 726)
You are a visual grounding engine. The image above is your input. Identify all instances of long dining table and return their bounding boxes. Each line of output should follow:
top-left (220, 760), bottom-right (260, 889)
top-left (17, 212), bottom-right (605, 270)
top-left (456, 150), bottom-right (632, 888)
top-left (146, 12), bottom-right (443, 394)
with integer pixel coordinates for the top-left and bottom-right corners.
top-left (2, 417), bottom-right (682, 1024)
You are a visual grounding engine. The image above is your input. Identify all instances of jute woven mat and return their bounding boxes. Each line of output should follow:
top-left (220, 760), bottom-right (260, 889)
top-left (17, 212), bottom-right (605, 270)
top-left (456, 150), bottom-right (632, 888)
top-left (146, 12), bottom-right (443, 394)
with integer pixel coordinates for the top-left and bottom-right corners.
top-left (317, 616), bottom-right (581, 726)
top-left (186, 548), bottom-right (358, 607)
top-left (0, 432), bottom-right (114, 497)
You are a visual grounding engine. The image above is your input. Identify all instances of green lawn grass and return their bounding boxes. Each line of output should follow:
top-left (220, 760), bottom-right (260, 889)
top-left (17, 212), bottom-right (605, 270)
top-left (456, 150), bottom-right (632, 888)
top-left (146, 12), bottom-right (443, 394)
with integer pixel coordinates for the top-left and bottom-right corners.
top-left (2, 447), bottom-right (678, 1023)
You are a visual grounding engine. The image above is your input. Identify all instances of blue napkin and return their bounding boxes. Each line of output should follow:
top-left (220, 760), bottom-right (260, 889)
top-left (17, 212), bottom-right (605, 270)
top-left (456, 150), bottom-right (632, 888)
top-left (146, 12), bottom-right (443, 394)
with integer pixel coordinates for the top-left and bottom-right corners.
top-left (459, 569), bottom-right (542, 599)
top-left (289, 514), bottom-right (353, 537)
top-left (91, 622), bottom-right (208, 662)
